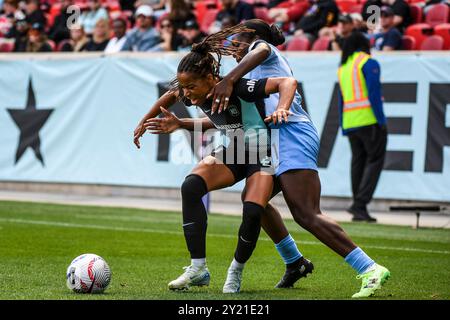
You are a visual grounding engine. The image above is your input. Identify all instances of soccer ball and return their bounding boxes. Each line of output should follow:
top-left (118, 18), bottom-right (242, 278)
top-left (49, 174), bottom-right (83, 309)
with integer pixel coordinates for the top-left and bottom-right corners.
top-left (66, 253), bottom-right (111, 293)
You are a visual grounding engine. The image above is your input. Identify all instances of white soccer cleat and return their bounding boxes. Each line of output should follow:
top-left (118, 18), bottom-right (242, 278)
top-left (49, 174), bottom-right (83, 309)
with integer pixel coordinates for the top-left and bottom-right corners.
top-left (223, 268), bottom-right (243, 293)
top-left (168, 265), bottom-right (210, 291)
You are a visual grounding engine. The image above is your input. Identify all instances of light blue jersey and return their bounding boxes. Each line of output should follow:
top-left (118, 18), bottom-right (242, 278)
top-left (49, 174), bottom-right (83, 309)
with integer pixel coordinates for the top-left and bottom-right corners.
top-left (245, 40), bottom-right (319, 176)
top-left (246, 40), bottom-right (310, 123)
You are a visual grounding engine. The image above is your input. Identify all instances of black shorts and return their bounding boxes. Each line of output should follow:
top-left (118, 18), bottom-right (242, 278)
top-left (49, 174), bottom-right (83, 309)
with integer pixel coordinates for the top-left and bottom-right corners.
top-left (211, 145), bottom-right (274, 182)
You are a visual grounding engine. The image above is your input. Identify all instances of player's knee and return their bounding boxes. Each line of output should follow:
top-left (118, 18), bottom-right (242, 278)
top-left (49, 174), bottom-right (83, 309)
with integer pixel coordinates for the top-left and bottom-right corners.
top-left (181, 174), bottom-right (208, 200)
top-left (242, 201), bottom-right (264, 226)
top-left (292, 206), bottom-right (319, 229)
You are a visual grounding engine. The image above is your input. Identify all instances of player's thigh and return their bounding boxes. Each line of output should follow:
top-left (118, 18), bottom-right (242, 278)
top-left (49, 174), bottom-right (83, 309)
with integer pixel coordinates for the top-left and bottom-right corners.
top-left (191, 155), bottom-right (236, 191)
top-left (278, 169), bottom-right (321, 214)
top-left (243, 171), bottom-right (274, 207)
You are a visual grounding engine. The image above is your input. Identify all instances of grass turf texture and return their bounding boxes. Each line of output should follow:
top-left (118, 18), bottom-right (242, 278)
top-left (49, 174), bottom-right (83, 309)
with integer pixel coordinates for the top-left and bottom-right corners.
top-left (0, 200), bottom-right (449, 300)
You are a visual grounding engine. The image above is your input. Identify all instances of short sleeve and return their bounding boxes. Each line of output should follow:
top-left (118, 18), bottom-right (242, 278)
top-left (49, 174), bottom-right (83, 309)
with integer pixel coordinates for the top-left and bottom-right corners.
top-left (233, 78), bottom-right (269, 102)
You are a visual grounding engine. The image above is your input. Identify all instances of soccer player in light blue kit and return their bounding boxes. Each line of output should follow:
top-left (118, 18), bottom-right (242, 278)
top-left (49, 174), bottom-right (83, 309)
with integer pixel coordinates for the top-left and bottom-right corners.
top-left (210, 19), bottom-right (391, 298)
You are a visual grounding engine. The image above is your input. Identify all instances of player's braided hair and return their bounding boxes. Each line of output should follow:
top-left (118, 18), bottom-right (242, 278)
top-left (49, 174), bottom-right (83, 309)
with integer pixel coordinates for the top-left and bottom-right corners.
top-left (169, 24), bottom-right (254, 97)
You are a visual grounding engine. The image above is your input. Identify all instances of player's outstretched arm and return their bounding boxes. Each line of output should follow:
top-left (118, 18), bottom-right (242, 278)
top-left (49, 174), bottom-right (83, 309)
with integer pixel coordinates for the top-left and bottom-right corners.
top-left (134, 91), bottom-right (178, 149)
top-left (264, 77), bottom-right (296, 125)
top-left (144, 107), bottom-right (215, 134)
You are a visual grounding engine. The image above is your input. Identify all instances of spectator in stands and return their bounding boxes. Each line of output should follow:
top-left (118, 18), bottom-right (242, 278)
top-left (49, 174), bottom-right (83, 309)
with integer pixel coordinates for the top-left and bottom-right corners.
top-left (12, 16), bottom-right (29, 51)
top-left (0, 0), bottom-right (25, 38)
top-left (293, 0), bottom-right (339, 43)
top-left (373, 6), bottom-right (402, 50)
top-left (25, 0), bottom-right (46, 27)
top-left (144, 0), bottom-right (168, 18)
top-left (381, 0), bottom-right (411, 32)
top-left (78, 0), bottom-right (109, 35)
top-left (216, 0), bottom-right (255, 25)
top-left (48, 0), bottom-right (73, 44)
top-left (423, 0), bottom-right (450, 15)
top-left (268, 0), bottom-right (310, 31)
top-left (25, 21), bottom-right (53, 52)
top-left (350, 13), bottom-right (365, 33)
top-left (168, 0), bottom-right (195, 30)
top-left (221, 14), bottom-right (237, 29)
top-left (121, 5), bottom-right (161, 51)
top-left (60, 23), bottom-right (89, 51)
top-left (85, 18), bottom-right (110, 51)
top-left (105, 18), bottom-right (128, 53)
top-left (177, 18), bottom-right (206, 51)
top-left (325, 14), bottom-right (355, 51)
top-left (154, 15), bottom-right (183, 51)
top-left (119, 0), bottom-right (137, 12)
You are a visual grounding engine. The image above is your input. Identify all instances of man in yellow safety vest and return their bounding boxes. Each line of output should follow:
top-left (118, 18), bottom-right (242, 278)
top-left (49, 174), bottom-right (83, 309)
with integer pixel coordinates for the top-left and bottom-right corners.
top-left (337, 31), bottom-right (387, 222)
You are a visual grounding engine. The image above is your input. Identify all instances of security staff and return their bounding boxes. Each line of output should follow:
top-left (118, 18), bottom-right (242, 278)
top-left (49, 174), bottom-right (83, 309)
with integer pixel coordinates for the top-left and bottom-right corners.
top-left (337, 32), bottom-right (387, 222)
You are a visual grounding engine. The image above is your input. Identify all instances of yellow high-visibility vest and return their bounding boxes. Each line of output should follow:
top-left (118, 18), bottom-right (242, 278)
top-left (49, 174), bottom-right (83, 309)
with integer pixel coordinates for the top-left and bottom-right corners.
top-left (338, 52), bottom-right (377, 130)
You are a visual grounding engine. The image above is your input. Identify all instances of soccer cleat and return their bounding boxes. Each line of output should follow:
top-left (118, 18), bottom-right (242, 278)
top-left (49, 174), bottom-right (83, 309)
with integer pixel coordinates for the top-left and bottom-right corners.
top-left (275, 257), bottom-right (314, 288)
top-left (352, 264), bottom-right (391, 298)
top-left (168, 265), bottom-right (210, 291)
top-left (223, 268), bottom-right (243, 293)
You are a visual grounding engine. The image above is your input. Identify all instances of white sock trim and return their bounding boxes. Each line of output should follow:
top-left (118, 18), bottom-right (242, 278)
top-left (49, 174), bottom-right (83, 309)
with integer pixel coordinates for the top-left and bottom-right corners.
top-left (230, 258), bottom-right (245, 270)
top-left (191, 258), bottom-right (206, 267)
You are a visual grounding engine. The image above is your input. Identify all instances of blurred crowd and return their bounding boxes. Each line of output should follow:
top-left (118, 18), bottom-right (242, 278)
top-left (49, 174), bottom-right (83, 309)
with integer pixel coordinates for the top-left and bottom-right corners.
top-left (0, 0), bottom-right (448, 53)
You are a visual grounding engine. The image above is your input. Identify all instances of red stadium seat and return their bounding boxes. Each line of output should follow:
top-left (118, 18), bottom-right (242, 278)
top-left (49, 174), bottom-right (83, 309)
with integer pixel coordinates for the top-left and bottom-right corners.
top-left (425, 4), bottom-right (450, 28)
top-left (410, 4), bottom-right (423, 24)
top-left (420, 34), bottom-right (444, 50)
top-left (0, 42), bottom-right (14, 52)
top-left (405, 23), bottom-right (434, 48)
top-left (277, 43), bottom-right (286, 51)
top-left (47, 40), bottom-right (56, 51)
top-left (57, 39), bottom-right (71, 52)
top-left (200, 8), bottom-right (219, 34)
top-left (254, 7), bottom-right (274, 23)
top-left (402, 35), bottom-right (416, 50)
top-left (311, 36), bottom-right (331, 50)
top-left (336, 0), bottom-right (359, 13)
top-left (348, 4), bottom-right (363, 14)
top-left (434, 23), bottom-right (450, 49)
top-left (286, 36), bottom-right (310, 51)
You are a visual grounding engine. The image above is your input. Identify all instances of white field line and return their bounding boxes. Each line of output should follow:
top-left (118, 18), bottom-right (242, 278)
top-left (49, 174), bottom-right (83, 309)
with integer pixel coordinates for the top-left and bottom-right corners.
top-left (1, 217), bottom-right (449, 255)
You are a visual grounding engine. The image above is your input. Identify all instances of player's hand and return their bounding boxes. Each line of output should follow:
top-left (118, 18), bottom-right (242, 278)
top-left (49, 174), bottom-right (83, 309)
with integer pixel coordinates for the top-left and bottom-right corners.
top-left (207, 77), bottom-right (233, 115)
top-left (264, 110), bottom-right (293, 125)
top-left (133, 122), bottom-right (146, 149)
top-left (144, 107), bottom-right (182, 134)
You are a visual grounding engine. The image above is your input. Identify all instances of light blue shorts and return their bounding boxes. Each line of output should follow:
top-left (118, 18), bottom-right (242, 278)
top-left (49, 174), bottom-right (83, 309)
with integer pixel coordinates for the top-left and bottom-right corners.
top-left (269, 121), bottom-right (320, 177)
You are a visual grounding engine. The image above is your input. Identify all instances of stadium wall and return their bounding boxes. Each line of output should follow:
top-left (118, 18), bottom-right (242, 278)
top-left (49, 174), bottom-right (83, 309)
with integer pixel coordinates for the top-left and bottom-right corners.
top-left (0, 52), bottom-right (449, 204)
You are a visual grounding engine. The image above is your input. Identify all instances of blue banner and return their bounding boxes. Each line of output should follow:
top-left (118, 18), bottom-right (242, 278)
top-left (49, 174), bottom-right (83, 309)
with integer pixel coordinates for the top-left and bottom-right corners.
top-left (0, 52), bottom-right (449, 202)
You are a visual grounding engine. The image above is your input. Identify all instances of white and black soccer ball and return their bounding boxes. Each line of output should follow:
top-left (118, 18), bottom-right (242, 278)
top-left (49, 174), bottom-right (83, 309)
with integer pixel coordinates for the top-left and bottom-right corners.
top-left (66, 253), bottom-right (111, 294)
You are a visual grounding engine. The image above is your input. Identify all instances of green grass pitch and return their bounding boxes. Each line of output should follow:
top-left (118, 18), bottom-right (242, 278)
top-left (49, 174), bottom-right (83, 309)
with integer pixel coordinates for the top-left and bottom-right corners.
top-left (0, 200), bottom-right (449, 300)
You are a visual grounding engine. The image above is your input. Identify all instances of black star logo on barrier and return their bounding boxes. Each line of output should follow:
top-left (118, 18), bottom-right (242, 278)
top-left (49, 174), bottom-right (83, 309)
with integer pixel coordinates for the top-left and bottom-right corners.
top-left (7, 78), bottom-right (54, 166)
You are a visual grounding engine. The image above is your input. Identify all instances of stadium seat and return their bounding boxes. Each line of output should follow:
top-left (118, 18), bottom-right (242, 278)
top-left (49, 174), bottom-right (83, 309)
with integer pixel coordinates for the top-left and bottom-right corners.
top-left (424, 4), bottom-right (450, 28)
top-left (405, 23), bottom-right (434, 48)
top-left (410, 4), bottom-right (423, 24)
top-left (420, 35), bottom-right (444, 50)
top-left (0, 42), bottom-right (14, 52)
top-left (336, 0), bottom-right (359, 13)
top-left (286, 36), bottom-right (310, 51)
top-left (47, 40), bottom-right (56, 51)
top-left (434, 23), bottom-right (450, 49)
top-left (200, 8), bottom-right (219, 34)
top-left (348, 4), bottom-right (363, 14)
top-left (402, 35), bottom-right (416, 50)
top-left (254, 7), bottom-right (274, 23)
top-left (57, 39), bottom-right (71, 52)
top-left (311, 36), bottom-right (331, 50)
top-left (277, 43), bottom-right (286, 51)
